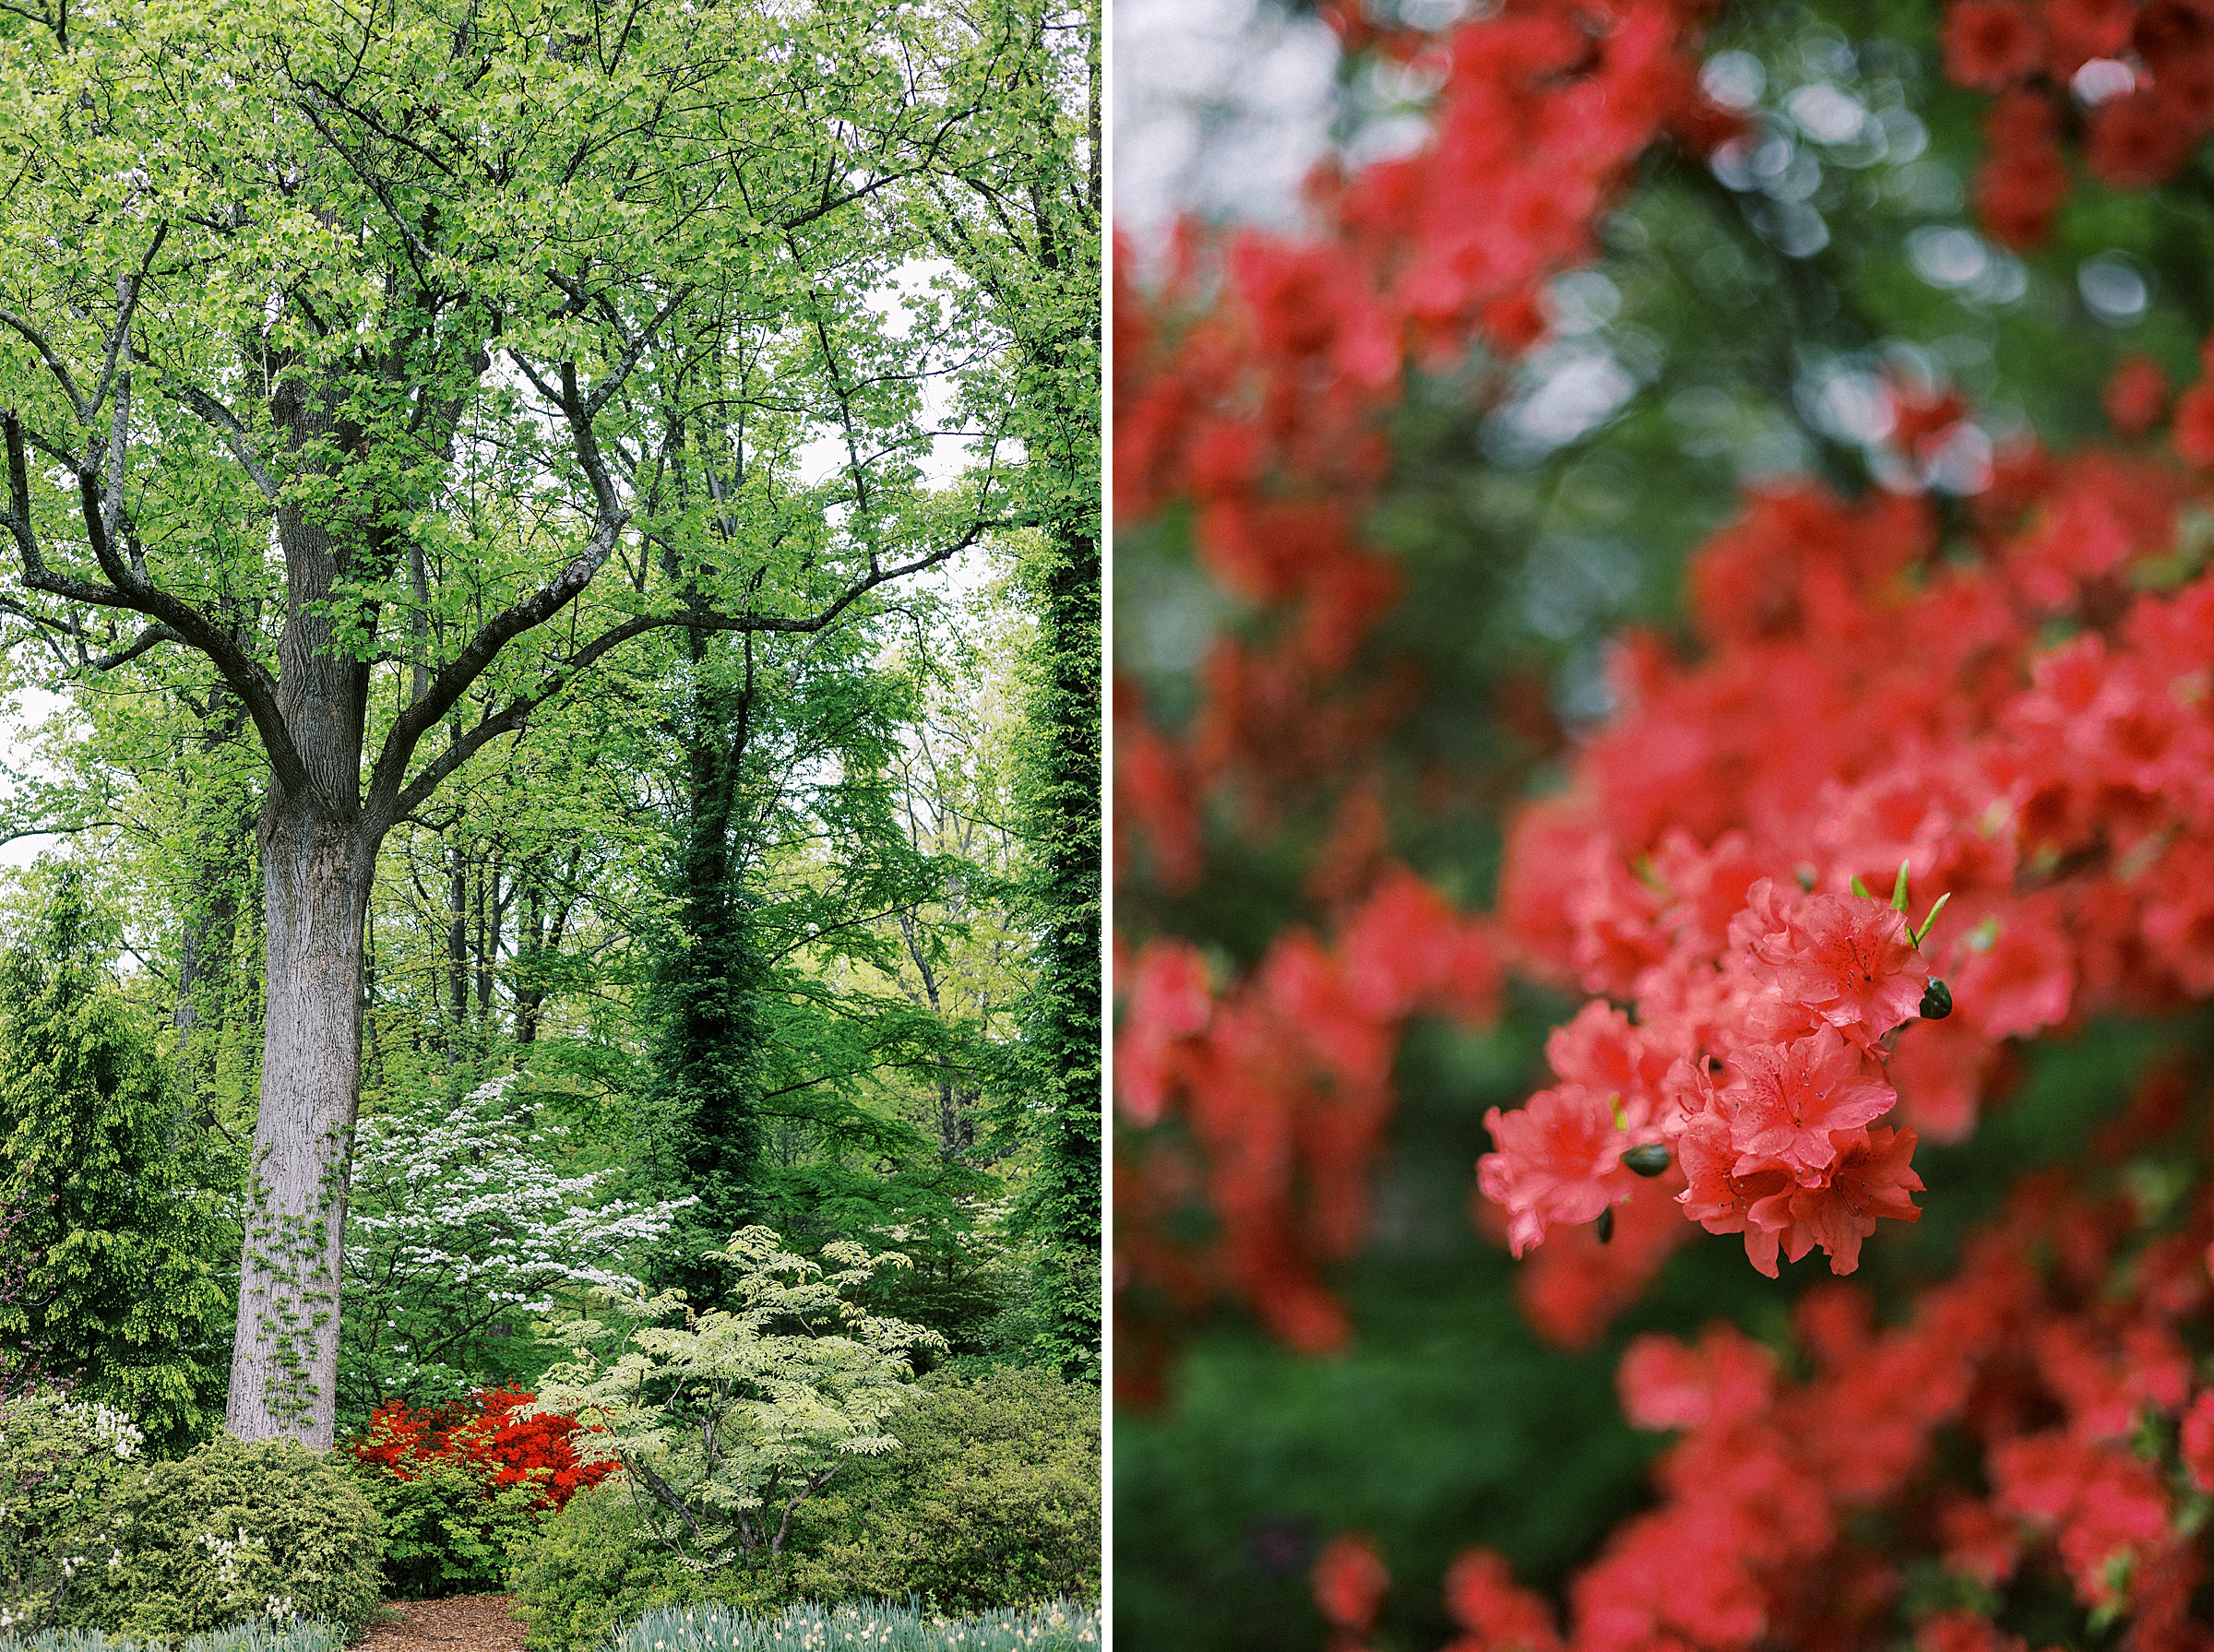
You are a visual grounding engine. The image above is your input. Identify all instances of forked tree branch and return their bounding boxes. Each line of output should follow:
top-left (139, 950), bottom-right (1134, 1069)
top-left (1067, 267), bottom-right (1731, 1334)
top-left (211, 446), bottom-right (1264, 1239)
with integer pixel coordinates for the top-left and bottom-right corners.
top-left (1, 408), bottom-right (317, 803)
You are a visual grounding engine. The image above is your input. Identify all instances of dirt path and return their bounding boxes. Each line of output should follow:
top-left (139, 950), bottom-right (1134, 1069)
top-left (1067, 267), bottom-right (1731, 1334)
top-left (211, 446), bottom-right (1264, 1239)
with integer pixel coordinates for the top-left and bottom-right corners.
top-left (356, 1596), bottom-right (529, 1652)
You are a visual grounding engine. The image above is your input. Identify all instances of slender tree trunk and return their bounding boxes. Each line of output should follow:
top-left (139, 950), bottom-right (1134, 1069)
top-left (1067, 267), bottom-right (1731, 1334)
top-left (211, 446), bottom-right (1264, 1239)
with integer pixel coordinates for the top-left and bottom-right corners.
top-left (174, 690), bottom-right (256, 1113)
top-left (226, 805), bottom-right (376, 1447)
top-left (447, 836), bottom-right (469, 1058)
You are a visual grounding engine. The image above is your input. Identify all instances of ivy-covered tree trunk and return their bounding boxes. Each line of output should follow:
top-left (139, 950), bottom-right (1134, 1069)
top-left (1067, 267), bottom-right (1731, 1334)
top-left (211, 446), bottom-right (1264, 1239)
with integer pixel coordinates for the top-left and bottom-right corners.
top-left (650, 644), bottom-right (769, 1288)
top-left (1011, 520), bottom-right (1102, 1379)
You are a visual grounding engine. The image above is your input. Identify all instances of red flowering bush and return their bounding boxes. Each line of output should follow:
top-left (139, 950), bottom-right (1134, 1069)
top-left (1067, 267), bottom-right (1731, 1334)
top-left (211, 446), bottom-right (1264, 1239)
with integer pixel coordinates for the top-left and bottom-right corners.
top-left (344, 1385), bottom-right (612, 1512)
top-left (1315, 1120), bottom-right (2214, 1652)
top-left (1117, 1), bottom-right (2214, 1647)
top-left (1470, 444), bottom-right (2214, 1297)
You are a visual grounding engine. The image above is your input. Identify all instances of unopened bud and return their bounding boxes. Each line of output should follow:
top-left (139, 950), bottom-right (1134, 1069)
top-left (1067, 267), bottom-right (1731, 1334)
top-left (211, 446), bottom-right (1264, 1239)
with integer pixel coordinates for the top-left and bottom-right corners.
top-left (1623, 1143), bottom-right (1672, 1177)
top-left (1595, 1206), bottom-right (1615, 1245)
top-left (1919, 979), bottom-right (1952, 1020)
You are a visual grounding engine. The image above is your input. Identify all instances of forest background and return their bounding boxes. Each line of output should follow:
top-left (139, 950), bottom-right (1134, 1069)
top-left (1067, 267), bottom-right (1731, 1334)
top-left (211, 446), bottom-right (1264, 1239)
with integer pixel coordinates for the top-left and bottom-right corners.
top-left (0, 0), bottom-right (1100, 1480)
top-left (1115, 0), bottom-right (2214, 1648)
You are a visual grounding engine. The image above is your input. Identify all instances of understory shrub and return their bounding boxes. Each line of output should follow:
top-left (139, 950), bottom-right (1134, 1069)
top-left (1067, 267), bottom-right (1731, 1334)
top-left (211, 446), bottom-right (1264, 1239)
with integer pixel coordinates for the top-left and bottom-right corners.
top-left (62, 1436), bottom-right (383, 1636)
top-left (0, 1389), bottom-right (145, 1633)
top-left (508, 1365), bottom-right (1101, 1648)
top-left (341, 1460), bottom-right (540, 1600)
top-left (530, 1229), bottom-right (945, 1571)
top-left (786, 1366), bottom-right (1101, 1612)
top-left (0, 1623), bottom-right (343, 1652)
top-left (612, 1600), bottom-right (1099, 1652)
top-left (505, 1479), bottom-right (789, 1652)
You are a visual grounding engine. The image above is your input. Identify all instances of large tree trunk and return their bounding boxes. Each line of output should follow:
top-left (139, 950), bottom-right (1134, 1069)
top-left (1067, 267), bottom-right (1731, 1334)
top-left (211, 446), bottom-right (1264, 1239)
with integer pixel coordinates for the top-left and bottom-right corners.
top-left (224, 803), bottom-right (376, 1448)
top-left (225, 362), bottom-right (380, 1450)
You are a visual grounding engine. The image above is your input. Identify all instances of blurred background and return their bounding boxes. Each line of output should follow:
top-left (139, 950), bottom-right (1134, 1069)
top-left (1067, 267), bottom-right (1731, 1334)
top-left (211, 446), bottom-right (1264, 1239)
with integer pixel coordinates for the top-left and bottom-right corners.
top-left (1112, 2), bottom-right (2214, 1646)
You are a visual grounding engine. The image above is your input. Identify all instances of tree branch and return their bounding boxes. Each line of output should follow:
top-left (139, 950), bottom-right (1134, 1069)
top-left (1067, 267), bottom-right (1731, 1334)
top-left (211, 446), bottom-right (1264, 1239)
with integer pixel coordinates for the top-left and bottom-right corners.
top-left (367, 505), bottom-right (628, 818)
top-left (86, 620), bottom-right (184, 672)
top-left (378, 519), bottom-right (989, 826)
top-left (146, 364), bottom-right (281, 504)
top-left (0, 308), bottom-right (89, 422)
top-left (1, 409), bottom-right (315, 803)
top-left (86, 223), bottom-right (169, 432)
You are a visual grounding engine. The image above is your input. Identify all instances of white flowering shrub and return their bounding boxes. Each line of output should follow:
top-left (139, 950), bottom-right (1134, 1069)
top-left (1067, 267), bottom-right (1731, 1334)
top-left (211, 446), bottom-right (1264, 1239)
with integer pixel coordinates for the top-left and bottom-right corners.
top-left (0, 1389), bottom-right (143, 1633)
top-left (530, 1227), bottom-right (947, 1571)
top-left (342, 1075), bottom-right (696, 1420)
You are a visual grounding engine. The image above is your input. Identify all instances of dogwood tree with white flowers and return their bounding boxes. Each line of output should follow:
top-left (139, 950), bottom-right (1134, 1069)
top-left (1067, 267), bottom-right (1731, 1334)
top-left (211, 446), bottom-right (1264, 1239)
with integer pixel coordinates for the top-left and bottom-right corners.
top-left (341, 1076), bottom-right (694, 1420)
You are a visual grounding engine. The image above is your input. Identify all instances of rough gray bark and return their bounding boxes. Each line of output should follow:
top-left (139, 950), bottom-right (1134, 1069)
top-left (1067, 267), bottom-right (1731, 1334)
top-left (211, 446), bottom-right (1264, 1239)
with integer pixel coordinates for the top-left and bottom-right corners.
top-left (226, 811), bottom-right (375, 1443)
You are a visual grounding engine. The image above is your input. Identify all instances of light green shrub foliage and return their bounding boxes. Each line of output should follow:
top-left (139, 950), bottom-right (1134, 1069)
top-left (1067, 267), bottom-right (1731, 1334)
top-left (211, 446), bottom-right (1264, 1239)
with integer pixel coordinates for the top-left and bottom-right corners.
top-left (532, 1228), bottom-right (945, 1569)
top-left (786, 1366), bottom-right (1100, 1613)
top-left (61, 1437), bottom-right (382, 1636)
top-left (506, 1480), bottom-right (784, 1652)
top-left (509, 1367), bottom-right (1101, 1648)
top-left (0, 1621), bottom-right (342, 1652)
top-left (613, 1600), bottom-right (1100, 1652)
top-left (0, 1389), bottom-right (145, 1633)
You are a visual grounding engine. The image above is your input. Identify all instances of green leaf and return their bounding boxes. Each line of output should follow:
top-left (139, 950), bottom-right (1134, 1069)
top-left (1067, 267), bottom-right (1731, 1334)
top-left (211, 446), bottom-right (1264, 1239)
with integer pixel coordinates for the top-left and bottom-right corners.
top-left (1912, 893), bottom-right (1952, 949)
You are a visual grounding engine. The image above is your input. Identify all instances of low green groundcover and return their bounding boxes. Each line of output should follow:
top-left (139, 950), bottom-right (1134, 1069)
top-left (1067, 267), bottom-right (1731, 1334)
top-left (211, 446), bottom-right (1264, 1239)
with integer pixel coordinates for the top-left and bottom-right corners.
top-left (612, 1601), bottom-right (1099, 1652)
top-left (0, 1622), bottom-right (341, 1652)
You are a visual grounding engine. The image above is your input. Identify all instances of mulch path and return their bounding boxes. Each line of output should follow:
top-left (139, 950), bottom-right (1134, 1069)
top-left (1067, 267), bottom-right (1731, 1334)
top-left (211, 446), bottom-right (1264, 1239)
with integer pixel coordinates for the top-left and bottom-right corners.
top-left (356, 1596), bottom-right (529, 1652)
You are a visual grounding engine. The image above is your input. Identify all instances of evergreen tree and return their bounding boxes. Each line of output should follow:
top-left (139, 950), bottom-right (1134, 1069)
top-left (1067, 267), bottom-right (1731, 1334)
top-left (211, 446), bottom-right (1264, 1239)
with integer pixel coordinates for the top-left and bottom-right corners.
top-left (0, 869), bottom-right (228, 1444)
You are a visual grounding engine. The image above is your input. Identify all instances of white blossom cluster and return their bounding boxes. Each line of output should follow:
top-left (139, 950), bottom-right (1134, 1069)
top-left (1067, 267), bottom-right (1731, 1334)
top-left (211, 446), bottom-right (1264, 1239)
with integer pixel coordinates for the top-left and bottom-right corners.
top-left (54, 1398), bottom-right (142, 1462)
top-left (344, 1075), bottom-right (694, 1386)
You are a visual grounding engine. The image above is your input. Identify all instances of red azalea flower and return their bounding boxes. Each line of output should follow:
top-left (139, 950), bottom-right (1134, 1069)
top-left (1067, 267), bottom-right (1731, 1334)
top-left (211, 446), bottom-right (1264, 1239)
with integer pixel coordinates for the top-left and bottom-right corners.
top-left (1752, 1126), bottom-right (1924, 1276)
top-left (1723, 1028), bottom-right (1899, 1179)
top-left (1676, 1110), bottom-right (1791, 1276)
top-left (1313, 1533), bottom-right (1389, 1638)
top-left (2181, 1391), bottom-right (2214, 1492)
top-left (1440, 1551), bottom-right (1564, 1652)
top-left (1746, 892), bottom-right (1930, 1044)
top-left (1479, 1085), bottom-right (1631, 1254)
top-left (1944, 0), bottom-right (2047, 89)
top-left (2173, 382), bottom-right (2214, 468)
top-left (2104, 355), bottom-right (2170, 437)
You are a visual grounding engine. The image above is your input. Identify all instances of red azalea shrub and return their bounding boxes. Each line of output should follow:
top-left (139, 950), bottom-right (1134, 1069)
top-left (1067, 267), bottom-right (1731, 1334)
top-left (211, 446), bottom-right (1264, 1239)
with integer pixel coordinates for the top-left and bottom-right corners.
top-left (1472, 445), bottom-right (2214, 1304)
top-left (1118, 2), bottom-right (2214, 1647)
top-left (342, 1385), bottom-right (612, 1511)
